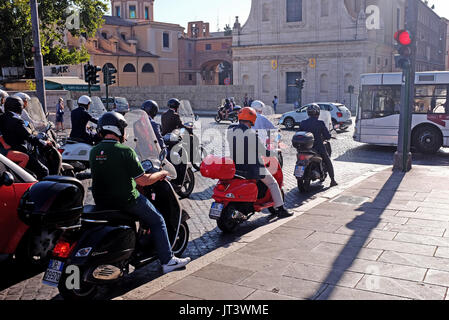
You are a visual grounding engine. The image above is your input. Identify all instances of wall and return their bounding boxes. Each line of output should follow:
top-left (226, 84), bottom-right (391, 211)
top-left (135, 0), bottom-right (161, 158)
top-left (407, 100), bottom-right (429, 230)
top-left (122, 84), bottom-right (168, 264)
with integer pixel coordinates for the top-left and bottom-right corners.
top-left (69, 85), bottom-right (254, 110)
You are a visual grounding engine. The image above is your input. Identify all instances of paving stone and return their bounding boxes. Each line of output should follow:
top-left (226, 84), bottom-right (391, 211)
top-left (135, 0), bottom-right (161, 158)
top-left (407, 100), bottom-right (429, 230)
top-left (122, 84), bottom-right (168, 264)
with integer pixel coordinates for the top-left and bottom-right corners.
top-left (335, 225), bottom-right (397, 240)
top-left (316, 285), bottom-right (410, 300)
top-left (355, 275), bottom-right (447, 300)
top-left (245, 290), bottom-right (300, 300)
top-left (216, 253), bottom-right (292, 276)
top-left (382, 223), bottom-right (445, 237)
top-left (394, 233), bottom-right (449, 248)
top-left (164, 276), bottom-right (255, 300)
top-left (238, 271), bottom-right (323, 300)
top-left (367, 239), bottom-right (436, 256)
top-left (310, 242), bottom-right (383, 261)
top-left (435, 247), bottom-right (449, 259)
top-left (284, 263), bottom-right (364, 288)
top-left (192, 263), bottom-right (254, 285)
top-left (424, 270), bottom-right (449, 287)
top-left (379, 251), bottom-right (449, 273)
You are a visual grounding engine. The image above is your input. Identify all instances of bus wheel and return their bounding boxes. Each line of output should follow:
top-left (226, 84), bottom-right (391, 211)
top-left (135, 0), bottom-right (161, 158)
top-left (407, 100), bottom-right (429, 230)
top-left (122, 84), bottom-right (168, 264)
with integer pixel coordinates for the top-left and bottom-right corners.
top-left (413, 126), bottom-right (442, 154)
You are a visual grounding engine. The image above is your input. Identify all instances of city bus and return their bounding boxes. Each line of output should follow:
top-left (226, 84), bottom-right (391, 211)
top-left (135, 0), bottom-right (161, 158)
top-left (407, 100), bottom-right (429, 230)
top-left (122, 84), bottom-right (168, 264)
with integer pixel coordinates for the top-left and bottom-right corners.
top-left (353, 71), bottom-right (449, 154)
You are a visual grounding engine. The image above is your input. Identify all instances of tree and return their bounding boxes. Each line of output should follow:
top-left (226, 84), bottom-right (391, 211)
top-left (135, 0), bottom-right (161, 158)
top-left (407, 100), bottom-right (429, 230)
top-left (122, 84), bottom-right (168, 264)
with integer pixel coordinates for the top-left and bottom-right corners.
top-left (0, 0), bottom-right (107, 68)
top-left (224, 24), bottom-right (232, 36)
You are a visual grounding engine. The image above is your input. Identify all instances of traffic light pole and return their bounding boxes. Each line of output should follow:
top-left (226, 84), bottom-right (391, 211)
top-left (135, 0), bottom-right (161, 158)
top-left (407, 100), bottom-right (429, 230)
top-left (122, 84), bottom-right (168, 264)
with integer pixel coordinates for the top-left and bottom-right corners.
top-left (393, 0), bottom-right (417, 172)
top-left (30, 0), bottom-right (47, 113)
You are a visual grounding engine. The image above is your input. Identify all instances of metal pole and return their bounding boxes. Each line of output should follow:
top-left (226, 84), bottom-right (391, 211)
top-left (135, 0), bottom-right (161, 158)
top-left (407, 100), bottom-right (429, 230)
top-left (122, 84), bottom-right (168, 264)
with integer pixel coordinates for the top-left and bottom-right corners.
top-left (393, 0), bottom-right (417, 172)
top-left (30, 0), bottom-right (47, 113)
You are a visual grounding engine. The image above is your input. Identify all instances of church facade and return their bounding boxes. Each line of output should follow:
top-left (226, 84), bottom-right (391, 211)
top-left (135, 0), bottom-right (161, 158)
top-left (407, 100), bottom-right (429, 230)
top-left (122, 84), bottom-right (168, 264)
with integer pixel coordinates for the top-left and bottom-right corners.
top-left (232, 0), bottom-right (447, 112)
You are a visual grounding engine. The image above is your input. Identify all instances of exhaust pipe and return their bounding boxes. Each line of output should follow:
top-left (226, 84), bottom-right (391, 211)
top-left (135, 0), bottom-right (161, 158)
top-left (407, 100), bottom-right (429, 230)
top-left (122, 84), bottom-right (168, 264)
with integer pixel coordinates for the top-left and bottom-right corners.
top-left (92, 265), bottom-right (122, 280)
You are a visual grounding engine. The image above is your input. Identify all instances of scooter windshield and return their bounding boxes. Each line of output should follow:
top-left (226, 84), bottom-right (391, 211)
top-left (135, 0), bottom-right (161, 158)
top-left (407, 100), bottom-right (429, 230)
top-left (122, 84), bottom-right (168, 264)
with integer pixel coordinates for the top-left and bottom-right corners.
top-left (27, 97), bottom-right (48, 131)
top-left (124, 110), bottom-right (177, 179)
top-left (89, 96), bottom-right (107, 119)
top-left (179, 100), bottom-right (195, 124)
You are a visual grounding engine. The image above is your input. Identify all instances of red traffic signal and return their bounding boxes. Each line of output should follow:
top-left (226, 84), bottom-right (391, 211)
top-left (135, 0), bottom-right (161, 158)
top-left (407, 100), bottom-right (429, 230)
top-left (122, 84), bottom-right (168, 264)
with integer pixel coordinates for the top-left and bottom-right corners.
top-left (394, 30), bottom-right (412, 46)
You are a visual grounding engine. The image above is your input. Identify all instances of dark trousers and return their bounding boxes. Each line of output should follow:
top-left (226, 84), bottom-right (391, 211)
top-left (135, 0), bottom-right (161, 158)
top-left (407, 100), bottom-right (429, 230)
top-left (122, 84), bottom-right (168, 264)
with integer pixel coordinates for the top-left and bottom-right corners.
top-left (319, 150), bottom-right (335, 180)
top-left (26, 155), bottom-right (49, 180)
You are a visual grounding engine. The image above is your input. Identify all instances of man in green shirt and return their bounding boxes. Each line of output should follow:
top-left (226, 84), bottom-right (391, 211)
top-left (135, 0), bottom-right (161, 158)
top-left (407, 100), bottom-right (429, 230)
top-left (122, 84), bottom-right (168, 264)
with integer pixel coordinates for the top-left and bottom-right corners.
top-left (90, 112), bottom-right (190, 274)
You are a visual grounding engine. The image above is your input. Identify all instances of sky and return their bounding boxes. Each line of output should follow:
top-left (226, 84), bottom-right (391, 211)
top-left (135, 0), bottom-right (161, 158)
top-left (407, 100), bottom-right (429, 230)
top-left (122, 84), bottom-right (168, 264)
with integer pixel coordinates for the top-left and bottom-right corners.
top-left (105, 0), bottom-right (449, 32)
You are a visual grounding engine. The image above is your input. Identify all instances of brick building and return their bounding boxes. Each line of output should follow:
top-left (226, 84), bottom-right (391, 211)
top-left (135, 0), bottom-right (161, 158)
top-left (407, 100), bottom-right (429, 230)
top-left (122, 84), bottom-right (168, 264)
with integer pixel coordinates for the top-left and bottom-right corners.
top-left (179, 21), bottom-right (233, 86)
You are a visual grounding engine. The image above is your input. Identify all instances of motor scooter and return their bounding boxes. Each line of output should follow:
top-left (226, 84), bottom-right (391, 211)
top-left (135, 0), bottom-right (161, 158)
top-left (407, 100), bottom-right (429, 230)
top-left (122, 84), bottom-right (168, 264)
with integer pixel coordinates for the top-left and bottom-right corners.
top-left (200, 154), bottom-right (284, 233)
top-left (215, 102), bottom-right (242, 124)
top-left (292, 131), bottom-right (333, 193)
top-left (39, 110), bottom-right (190, 300)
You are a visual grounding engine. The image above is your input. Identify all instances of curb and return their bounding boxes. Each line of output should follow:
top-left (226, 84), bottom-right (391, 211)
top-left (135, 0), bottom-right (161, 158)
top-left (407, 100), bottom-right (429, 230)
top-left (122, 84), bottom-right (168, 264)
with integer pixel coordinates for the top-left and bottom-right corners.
top-left (115, 166), bottom-right (391, 300)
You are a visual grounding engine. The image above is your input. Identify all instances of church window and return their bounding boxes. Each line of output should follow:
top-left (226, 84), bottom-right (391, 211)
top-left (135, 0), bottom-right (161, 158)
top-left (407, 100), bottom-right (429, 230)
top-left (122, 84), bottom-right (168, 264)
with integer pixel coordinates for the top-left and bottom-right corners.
top-left (262, 75), bottom-right (270, 93)
top-left (262, 3), bottom-right (270, 22)
top-left (321, 0), bottom-right (329, 17)
top-left (320, 74), bottom-right (328, 93)
top-left (123, 63), bottom-right (136, 72)
top-left (287, 0), bottom-right (303, 23)
top-left (129, 5), bottom-right (136, 19)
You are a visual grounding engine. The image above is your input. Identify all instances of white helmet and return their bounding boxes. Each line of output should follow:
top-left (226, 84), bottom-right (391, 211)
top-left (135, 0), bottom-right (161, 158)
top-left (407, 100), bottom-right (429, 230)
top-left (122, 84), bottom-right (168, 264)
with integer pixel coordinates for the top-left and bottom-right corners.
top-left (15, 92), bottom-right (31, 102)
top-left (0, 90), bottom-right (9, 99)
top-left (78, 95), bottom-right (92, 107)
top-left (251, 100), bottom-right (265, 113)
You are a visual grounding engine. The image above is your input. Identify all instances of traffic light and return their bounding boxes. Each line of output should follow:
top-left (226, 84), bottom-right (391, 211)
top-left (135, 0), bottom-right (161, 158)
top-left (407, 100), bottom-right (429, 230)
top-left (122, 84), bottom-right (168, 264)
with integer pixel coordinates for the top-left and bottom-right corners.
top-left (84, 63), bottom-right (92, 84)
top-left (108, 67), bottom-right (117, 85)
top-left (394, 30), bottom-right (413, 69)
top-left (91, 65), bottom-right (101, 85)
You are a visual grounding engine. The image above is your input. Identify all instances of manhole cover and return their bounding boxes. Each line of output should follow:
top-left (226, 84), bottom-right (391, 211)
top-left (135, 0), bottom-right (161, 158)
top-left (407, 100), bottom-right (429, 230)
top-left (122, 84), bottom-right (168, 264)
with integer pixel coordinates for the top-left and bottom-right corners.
top-left (330, 195), bottom-right (370, 206)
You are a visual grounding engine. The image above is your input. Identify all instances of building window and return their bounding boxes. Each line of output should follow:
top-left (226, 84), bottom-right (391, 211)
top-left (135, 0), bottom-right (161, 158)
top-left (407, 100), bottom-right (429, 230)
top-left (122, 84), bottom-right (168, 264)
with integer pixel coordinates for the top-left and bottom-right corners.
top-left (242, 75), bottom-right (249, 85)
top-left (396, 8), bottom-right (401, 29)
top-left (93, 40), bottom-right (98, 48)
top-left (163, 32), bottom-right (170, 49)
top-left (368, 56), bottom-right (372, 64)
top-left (129, 5), bottom-right (136, 19)
top-left (189, 74), bottom-right (193, 81)
top-left (123, 63), bottom-right (136, 72)
top-left (101, 32), bottom-right (108, 39)
top-left (344, 74), bottom-right (352, 93)
top-left (321, 0), bottom-right (329, 17)
top-left (287, 0), bottom-right (303, 23)
top-left (115, 6), bottom-right (121, 17)
top-left (145, 7), bottom-right (149, 20)
top-left (320, 74), bottom-right (328, 93)
top-left (142, 63), bottom-right (154, 73)
top-left (121, 33), bottom-right (126, 41)
top-left (262, 75), bottom-right (270, 93)
top-left (205, 44), bottom-right (212, 50)
top-left (188, 59), bottom-right (192, 68)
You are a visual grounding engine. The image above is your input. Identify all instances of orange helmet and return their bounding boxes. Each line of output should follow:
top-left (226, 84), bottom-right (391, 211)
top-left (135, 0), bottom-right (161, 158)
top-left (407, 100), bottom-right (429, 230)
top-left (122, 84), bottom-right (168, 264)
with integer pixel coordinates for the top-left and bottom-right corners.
top-left (238, 107), bottom-right (257, 126)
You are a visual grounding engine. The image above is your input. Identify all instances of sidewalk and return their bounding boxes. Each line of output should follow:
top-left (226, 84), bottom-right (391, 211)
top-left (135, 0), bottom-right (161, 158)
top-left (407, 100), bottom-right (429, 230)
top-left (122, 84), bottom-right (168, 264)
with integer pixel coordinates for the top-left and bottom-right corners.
top-left (117, 165), bottom-right (449, 300)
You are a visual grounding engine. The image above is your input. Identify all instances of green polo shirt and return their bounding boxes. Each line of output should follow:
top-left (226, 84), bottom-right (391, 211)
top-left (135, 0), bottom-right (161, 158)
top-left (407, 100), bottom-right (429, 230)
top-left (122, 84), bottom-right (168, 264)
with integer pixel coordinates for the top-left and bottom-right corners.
top-left (90, 140), bottom-right (145, 209)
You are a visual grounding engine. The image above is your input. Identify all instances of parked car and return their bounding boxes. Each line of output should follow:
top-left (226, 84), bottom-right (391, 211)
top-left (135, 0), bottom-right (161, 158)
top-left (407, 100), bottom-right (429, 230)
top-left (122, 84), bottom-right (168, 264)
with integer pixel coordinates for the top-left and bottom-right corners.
top-left (279, 105), bottom-right (334, 131)
top-left (101, 97), bottom-right (130, 115)
top-left (309, 102), bottom-right (352, 131)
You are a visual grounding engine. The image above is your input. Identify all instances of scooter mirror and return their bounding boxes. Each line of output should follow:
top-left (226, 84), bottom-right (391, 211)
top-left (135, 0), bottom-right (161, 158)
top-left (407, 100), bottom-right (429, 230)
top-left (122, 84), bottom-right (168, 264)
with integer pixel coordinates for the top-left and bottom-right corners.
top-left (159, 148), bottom-right (168, 162)
top-left (0, 172), bottom-right (14, 187)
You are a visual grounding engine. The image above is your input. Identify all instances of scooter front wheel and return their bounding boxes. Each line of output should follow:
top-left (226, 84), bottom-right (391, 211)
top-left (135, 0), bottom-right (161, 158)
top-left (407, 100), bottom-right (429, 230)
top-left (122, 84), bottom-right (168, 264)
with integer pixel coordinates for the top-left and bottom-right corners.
top-left (215, 115), bottom-right (222, 123)
top-left (176, 168), bottom-right (195, 199)
top-left (172, 220), bottom-right (190, 257)
top-left (217, 205), bottom-right (240, 233)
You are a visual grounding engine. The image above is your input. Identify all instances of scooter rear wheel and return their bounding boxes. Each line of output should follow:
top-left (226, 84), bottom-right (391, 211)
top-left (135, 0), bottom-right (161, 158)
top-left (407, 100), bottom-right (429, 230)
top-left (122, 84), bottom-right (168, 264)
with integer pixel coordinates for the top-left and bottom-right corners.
top-left (217, 205), bottom-right (240, 233)
top-left (176, 168), bottom-right (195, 199)
top-left (298, 178), bottom-right (311, 193)
top-left (58, 271), bottom-right (98, 301)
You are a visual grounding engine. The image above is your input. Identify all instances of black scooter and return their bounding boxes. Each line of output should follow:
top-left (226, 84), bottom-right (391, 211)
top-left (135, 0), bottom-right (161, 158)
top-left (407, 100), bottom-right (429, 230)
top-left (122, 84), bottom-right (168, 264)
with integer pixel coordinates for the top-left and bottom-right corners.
top-left (40, 152), bottom-right (190, 300)
top-left (215, 105), bottom-right (242, 124)
top-left (292, 132), bottom-right (332, 193)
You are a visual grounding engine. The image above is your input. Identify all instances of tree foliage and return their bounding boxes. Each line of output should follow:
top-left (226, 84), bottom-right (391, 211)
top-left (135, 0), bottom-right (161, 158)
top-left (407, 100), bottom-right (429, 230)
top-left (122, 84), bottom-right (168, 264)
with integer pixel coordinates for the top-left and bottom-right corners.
top-left (0, 0), bottom-right (108, 68)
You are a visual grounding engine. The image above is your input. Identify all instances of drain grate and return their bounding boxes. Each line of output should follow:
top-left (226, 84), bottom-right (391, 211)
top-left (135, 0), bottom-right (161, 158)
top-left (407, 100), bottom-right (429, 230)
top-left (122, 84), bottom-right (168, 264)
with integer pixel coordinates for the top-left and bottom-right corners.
top-left (330, 195), bottom-right (370, 206)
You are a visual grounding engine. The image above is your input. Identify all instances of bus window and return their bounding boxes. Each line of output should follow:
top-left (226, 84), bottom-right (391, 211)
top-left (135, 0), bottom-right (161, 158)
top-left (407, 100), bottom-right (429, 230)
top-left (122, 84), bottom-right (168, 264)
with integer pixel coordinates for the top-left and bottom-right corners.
top-left (360, 85), bottom-right (401, 119)
top-left (414, 85), bottom-right (449, 115)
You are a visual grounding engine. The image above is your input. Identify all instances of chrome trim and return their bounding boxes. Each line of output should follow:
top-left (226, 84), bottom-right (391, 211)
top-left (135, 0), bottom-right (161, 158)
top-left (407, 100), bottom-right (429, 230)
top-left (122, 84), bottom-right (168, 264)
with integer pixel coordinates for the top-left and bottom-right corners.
top-left (58, 224), bottom-right (82, 230)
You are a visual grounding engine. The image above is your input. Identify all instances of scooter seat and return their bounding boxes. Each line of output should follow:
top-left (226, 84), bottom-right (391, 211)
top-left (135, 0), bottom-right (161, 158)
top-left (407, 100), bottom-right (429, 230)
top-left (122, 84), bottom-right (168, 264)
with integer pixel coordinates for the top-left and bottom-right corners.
top-left (82, 205), bottom-right (138, 223)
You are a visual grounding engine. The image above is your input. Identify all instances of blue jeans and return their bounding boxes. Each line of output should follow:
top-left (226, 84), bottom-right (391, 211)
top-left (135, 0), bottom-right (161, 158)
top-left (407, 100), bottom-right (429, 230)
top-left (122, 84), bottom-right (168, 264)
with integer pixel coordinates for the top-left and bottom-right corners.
top-left (124, 194), bottom-right (173, 264)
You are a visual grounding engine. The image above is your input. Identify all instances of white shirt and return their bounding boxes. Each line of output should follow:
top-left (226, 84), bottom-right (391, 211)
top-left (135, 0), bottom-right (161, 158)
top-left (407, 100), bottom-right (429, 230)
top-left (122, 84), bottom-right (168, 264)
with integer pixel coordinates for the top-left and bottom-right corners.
top-left (254, 114), bottom-right (276, 144)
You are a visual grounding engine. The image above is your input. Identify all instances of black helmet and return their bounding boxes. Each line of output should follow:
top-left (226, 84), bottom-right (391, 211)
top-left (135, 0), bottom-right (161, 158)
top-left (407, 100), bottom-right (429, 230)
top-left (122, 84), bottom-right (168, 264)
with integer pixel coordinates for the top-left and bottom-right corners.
top-left (307, 104), bottom-right (321, 117)
top-left (167, 98), bottom-right (180, 110)
top-left (98, 112), bottom-right (128, 142)
top-left (141, 100), bottom-right (159, 119)
top-left (4, 96), bottom-right (23, 114)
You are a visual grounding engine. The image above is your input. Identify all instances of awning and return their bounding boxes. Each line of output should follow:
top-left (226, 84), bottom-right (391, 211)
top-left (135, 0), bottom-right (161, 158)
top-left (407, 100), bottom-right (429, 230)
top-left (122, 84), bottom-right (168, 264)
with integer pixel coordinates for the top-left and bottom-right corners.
top-left (45, 77), bottom-right (100, 92)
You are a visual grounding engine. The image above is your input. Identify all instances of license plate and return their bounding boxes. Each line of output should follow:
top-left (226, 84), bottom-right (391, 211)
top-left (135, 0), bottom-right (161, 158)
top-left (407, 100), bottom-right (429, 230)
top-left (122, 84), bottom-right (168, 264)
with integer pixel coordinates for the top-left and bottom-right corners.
top-left (42, 259), bottom-right (64, 287)
top-left (209, 203), bottom-right (224, 220)
top-left (294, 165), bottom-right (305, 178)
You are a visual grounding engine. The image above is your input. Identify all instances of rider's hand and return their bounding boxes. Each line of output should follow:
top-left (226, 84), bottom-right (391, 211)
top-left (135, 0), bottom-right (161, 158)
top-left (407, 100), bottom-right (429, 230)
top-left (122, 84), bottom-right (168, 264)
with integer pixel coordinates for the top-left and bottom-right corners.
top-left (160, 170), bottom-right (169, 180)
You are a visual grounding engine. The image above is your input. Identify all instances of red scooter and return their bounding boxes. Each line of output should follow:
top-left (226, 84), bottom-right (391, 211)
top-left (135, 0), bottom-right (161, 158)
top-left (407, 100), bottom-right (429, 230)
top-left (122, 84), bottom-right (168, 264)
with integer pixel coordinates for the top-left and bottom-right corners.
top-left (200, 154), bottom-right (284, 233)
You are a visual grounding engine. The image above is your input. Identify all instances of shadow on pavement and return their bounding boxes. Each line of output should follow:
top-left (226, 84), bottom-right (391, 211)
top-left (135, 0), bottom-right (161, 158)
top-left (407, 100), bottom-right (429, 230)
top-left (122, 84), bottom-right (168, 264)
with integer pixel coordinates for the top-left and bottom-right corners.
top-left (0, 259), bottom-right (44, 291)
top-left (310, 170), bottom-right (405, 300)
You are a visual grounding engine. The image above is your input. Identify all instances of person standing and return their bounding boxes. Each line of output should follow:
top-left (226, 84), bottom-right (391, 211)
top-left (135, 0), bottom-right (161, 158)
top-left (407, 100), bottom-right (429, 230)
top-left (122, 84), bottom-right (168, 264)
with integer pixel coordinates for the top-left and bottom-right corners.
top-left (272, 96), bottom-right (279, 114)
top-left (56, 97), bottom-right (65, 132)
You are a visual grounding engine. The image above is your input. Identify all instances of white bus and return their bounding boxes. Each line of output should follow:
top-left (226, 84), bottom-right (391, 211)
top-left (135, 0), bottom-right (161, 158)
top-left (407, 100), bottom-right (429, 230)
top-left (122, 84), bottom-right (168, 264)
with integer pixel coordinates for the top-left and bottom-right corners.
top-left (353, 71), bottom-right (449, 154)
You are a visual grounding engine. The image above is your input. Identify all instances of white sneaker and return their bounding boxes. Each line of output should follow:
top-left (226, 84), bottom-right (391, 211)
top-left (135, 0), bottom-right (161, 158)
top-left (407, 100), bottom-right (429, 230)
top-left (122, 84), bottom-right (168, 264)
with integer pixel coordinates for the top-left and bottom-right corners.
top-left (162, 256), bottom-right (191, 274)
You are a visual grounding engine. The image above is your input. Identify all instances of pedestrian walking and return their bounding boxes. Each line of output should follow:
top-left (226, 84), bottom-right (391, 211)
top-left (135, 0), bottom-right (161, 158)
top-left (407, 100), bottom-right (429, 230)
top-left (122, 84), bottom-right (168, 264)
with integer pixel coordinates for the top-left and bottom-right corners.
top-left (56, 97), bottom-right (65, 131)
top-left (272, 96), bottom-right (278, 114)
top-left (243, 93), bottom-right (249, 107)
